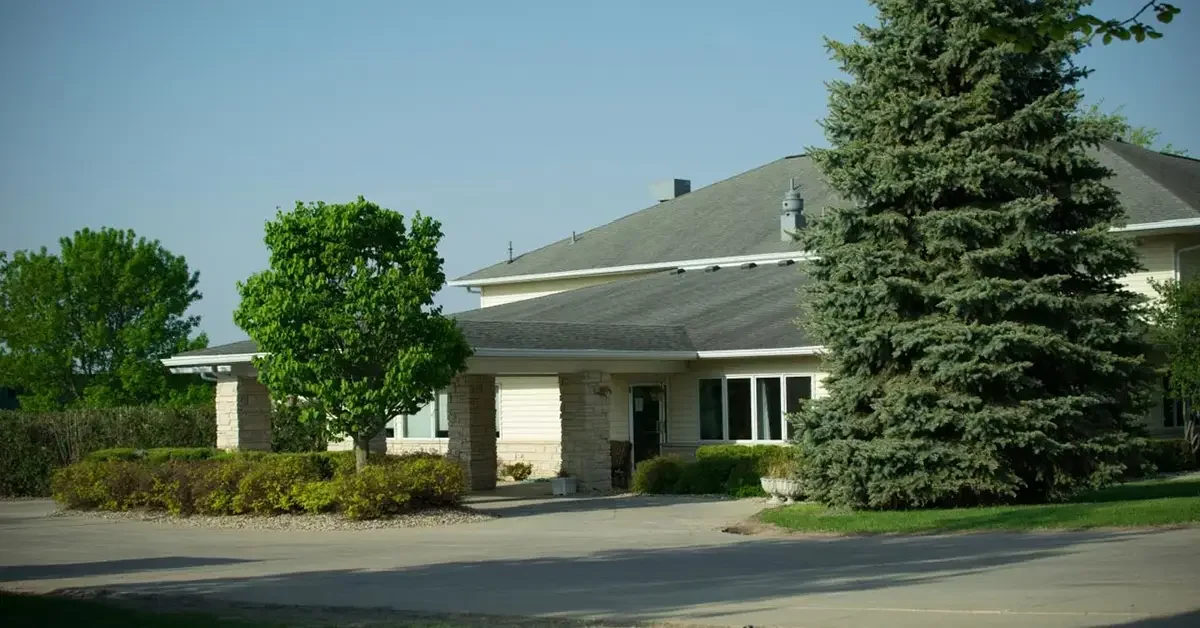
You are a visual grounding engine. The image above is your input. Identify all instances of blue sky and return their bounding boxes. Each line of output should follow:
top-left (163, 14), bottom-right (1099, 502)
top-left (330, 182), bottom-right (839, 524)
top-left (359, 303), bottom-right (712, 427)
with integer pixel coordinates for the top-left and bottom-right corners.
top-left (2, 0), bottom-right (1196, 345)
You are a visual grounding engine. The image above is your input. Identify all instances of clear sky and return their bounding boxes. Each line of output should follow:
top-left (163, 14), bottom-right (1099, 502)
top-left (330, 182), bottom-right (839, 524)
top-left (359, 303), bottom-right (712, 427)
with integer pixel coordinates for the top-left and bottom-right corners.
top-left (2, 0), bottom-right (1197, 345)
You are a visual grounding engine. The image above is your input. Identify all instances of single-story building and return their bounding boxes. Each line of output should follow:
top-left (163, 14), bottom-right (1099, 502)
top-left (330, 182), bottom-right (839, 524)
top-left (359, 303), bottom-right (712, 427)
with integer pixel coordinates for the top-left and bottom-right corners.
top-left (164, 140), bottom-right (1200, 492)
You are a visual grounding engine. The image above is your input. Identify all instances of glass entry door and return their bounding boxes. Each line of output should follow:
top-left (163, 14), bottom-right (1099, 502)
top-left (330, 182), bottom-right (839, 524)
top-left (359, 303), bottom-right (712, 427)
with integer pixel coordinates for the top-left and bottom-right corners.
top-left (630, 385), bottom-right (665, 466)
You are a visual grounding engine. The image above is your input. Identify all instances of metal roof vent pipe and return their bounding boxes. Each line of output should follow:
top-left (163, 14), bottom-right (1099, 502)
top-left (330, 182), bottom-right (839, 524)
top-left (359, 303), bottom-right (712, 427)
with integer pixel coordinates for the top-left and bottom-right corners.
top-left (650, 179), bottom-right (691, 203)
top-left (781, 177), bottom-right (805, 242)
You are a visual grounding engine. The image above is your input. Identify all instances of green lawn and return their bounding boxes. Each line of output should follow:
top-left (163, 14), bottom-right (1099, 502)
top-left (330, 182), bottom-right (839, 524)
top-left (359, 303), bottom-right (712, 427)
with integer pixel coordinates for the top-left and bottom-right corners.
top-left (758, 476), bottom-right (1200, 535)
top-left (0, 592), bottom-right (281, 628)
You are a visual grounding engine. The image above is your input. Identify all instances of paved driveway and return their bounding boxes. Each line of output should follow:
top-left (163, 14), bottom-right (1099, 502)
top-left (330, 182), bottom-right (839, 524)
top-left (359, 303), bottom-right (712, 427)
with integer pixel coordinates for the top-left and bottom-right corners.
top-left (1, 492), bottom-right (1198, 628)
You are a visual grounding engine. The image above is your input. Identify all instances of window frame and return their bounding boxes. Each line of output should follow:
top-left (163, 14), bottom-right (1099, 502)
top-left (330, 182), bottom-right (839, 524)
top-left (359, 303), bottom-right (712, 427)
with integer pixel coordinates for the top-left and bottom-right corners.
top-left (386, 389), bottom-right (451, 441)
top-left (697, 373), bottom-right (816, 443)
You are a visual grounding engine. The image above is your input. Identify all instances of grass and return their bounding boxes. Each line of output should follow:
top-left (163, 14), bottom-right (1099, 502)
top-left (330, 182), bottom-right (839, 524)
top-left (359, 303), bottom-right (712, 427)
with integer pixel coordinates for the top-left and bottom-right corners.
top-left (0, 592), bottom-right (280, 628)
top-left (758, 476), bottom-right (1200, 535)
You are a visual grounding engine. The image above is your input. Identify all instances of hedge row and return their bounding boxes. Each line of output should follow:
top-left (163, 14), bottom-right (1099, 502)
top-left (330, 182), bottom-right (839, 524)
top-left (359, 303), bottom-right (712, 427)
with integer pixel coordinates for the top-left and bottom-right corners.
top-left (51, 451), bottom-right (465, 520)
top-left (0, 407), bottom-right (216, 497)
top-left (632, 445), bottom-right (802, 497)
top-left (0, 405), bottom-right (332, 498)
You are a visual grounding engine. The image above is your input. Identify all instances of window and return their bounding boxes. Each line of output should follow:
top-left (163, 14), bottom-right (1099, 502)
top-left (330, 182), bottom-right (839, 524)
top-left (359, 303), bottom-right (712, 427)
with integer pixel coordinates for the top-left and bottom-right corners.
top-left (387, 389), bottom-right (449, 439)
top-left (698, 374), bottom-right (813, 442)
top-left (727, 379), bottom-right (752, 440)
top-left (698, 379), bottom-right (724, 440)
top-left (1163, 376), bottom-right (1186, 428)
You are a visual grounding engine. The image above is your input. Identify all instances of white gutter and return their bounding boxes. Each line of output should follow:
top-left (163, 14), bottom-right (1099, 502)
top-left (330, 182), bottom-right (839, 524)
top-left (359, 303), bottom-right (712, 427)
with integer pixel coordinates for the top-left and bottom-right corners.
top-left (449, 251), bottom-right (815, 288)
top-left (695, 346), bottom-right (824, 359)
top-left (451, 218), bottom-right (1200, 289)
top-left (1111, 217), bottom-right (1200, 234)
top-left (160, 352), bottom-right (265, 368)
top-left (163, 346), bottom-right (831, 368)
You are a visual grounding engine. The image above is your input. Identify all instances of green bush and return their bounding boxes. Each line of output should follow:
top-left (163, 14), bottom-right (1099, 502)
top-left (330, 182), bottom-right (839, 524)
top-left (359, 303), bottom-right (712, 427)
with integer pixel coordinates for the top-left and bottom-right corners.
top-left (295, 481), bottom-right (339, 513)
top-left (631, 455), bottom-right (686, 494)
top-left (0, 407), bottom-right (216, 497)
top-left (1143, 438), bottom-right (1199, 474)
top-left (86, 447), bottom-right (219, 463)
top-left (50, 451), bottom-right (467, 520)
top-left (232, 455), bottom-right (327, 515)
top-left (337, 465), bottom-right (414, 520)
top-left (270, 402), bottom-right (331, 453)
top-left (502, 462), bottom-right (533, 481)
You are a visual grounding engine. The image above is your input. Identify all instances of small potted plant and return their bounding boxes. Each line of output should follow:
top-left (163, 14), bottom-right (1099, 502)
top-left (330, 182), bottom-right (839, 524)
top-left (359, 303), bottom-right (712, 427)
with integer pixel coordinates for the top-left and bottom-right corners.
top-left (550, 467), bottom-right (578, 496)
top-left (760, 457), bottom-right (804, 505)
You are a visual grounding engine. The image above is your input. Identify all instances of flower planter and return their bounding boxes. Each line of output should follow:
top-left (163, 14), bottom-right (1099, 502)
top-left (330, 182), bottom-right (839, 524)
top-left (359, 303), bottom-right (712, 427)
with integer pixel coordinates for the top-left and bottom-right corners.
top-left (761, 476), bottom-right (803, 505)
top-left (550, 476), bottom-right (578, 496)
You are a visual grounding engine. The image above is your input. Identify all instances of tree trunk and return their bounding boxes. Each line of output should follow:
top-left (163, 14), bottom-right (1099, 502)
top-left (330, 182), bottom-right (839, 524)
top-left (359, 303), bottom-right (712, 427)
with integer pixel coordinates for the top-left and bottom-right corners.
top-left (353, 435), bottom-right (369, 473)
top-left (1186, 415), bottom-right (1199, 458)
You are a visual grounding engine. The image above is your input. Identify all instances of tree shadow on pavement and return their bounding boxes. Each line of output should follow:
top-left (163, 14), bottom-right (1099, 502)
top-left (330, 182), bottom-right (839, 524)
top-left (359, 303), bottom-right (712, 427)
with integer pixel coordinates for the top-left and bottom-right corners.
top-left (1105, 608), bottom-right (1200, 627)
top-left (0, 557), bottom-right (256, 582)
top-left (54, 531), bottom-right (1151, 625)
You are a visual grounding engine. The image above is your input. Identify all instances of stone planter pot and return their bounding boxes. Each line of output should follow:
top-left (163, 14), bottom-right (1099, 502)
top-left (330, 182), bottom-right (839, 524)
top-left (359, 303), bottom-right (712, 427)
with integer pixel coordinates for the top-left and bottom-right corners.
top-left (761, 476), bottom-right (803, 505)
top-left (551, 476), bottom-right (578, 496)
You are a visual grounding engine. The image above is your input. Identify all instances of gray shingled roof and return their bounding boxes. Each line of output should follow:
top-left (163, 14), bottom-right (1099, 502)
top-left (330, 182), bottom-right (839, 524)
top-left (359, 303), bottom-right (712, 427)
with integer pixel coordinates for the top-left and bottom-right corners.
top-left (455, 262), bottom-right (814, 351)
top-left (173, 319), bottom-right (697, 358)
top-left (176, 262), bottom-right (815, 360)
top-left (458, 141), bottom-right (1200, 282)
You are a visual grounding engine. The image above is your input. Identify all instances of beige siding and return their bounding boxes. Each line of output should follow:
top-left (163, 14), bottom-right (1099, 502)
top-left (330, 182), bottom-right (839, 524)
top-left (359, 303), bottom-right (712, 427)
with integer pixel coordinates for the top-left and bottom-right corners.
top-left (1121, 236), bottom-right (1177, 300)
top-left (496, 375), bottom-right (561, 441)
top-left (478, 272), bottom-right (658, 307)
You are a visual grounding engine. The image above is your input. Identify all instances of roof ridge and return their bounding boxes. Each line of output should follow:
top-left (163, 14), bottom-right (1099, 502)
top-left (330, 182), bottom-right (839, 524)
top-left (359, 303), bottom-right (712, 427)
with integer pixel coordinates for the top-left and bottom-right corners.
top-left (456, 154), bottom-right (804, 280)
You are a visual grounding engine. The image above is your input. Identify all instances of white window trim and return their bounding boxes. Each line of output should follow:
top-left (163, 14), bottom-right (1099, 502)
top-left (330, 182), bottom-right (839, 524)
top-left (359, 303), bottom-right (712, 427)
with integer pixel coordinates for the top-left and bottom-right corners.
top-left (697, 373), bottom-right (816, 443)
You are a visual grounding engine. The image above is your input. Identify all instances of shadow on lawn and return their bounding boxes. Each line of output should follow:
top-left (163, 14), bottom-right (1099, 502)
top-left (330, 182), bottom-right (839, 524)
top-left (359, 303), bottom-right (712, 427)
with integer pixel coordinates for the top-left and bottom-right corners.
top-left (54, 532), bottom-right (1151, 624)
top-left (1073, 478), bottom-right (1200, 504)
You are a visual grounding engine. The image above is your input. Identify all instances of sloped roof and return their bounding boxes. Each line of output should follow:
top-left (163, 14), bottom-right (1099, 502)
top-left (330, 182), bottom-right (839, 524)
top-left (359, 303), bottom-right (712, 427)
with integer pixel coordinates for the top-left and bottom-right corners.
top-left (458, 141), bottom-right (1200, 282)
top-left (174, 262), bottom-right (815, 360)
top-left (455, 262), bottom-right (814, 351)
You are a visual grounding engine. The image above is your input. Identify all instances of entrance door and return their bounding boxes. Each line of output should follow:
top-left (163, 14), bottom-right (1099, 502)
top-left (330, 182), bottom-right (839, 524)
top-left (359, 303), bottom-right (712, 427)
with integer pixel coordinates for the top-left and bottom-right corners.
top-left (630, 385), bottom-right (664, 466)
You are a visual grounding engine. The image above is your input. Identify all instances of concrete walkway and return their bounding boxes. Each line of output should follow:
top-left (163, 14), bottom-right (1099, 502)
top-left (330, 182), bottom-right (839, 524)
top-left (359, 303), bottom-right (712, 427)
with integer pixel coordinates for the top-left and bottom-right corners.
top-left (1, 495), bottom-right (1198, 627)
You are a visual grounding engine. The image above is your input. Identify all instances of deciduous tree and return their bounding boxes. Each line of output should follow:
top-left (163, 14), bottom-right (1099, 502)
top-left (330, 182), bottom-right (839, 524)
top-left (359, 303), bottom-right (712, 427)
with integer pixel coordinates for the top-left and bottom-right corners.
top-left (235, 197), bottom-right (471, 471)
top-left (0, 228), bottom-right (208, 409)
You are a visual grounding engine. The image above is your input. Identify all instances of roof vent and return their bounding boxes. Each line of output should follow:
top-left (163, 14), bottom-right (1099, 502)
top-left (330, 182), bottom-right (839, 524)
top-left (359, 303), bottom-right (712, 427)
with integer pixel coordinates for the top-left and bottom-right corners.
top-left (777, 259), bottom-right (795, 267)
top-left (704, 265), bottom-right (720, 273)
top-left (781, 177), bottom-right (805, 241)
top-left (740, 262), bottom-right (757, 269)
top-left (651, 179), bottom-right (691, 202)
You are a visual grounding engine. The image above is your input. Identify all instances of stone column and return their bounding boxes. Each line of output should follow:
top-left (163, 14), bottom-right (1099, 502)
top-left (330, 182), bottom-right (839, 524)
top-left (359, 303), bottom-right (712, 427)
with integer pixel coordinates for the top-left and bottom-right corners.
top-left (215, 376), bottom-right (272, 451)
top-left (446, 374), bottom-right (497, 490)
top-left (559, 371), bottom-right (613, 492)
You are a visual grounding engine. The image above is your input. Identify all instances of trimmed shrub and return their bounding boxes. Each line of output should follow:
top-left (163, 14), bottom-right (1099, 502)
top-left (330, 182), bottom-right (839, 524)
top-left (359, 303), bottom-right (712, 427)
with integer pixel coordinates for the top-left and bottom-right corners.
top-left (271, 402), bottom-right (331, 453)
top-left (51, 461), bottom-right (150, 511)
top-left (393, 455), bottom-right (467, 508)
top-left (295, 481), bottom-right (339, 514)
top-left (193, 458), bottom-right (255, 515)
top-left (232, 455), bottom-right (327, 515)
top-left (337, 466), bottom-right (414, 520)
top-left (632, 455), bottom-right (686, 494)
top-left (86, 447), bottom-right (220, 463)
top-left (503, 462), bottom-right (533, 481)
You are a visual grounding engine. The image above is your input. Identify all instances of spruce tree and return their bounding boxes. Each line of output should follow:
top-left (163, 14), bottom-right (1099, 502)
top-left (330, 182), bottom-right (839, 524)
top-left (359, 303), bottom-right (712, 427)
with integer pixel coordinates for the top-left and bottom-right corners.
top-left (797, 0), bottom-right (1154, 509)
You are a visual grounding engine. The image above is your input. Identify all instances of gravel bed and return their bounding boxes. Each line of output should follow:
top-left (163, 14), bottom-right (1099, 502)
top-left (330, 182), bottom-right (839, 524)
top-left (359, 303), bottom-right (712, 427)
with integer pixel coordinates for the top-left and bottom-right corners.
top-left (49, 507), bottom-right (496, 531)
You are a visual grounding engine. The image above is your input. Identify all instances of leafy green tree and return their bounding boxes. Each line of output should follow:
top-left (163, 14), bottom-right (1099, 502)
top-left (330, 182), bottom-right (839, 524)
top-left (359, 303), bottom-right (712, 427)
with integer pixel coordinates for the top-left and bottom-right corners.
top-left (1080, 103), bottom-right (1189, 156)
top-left (235, 197), bottom-right (472, 471)
top-left (796, 0), bottom-right (1155, 509)
top-left (987, 1), bottom-right (1181, 48)
top-left (1150, 277), bottom-right (1200, 455)
top-left (0, 228), bottom-right (208, 409)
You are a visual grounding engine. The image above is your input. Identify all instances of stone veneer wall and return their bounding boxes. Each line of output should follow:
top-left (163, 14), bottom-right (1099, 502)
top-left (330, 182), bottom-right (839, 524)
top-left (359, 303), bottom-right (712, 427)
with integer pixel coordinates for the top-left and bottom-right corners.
top-left (216, 377), bottom-right (272, 451)
top-left (559, 371), bottom-right (612, 492)
top-left (496, 441), bottom-right (563, 478)
top-left (446, 374), bottom-right (497, 490)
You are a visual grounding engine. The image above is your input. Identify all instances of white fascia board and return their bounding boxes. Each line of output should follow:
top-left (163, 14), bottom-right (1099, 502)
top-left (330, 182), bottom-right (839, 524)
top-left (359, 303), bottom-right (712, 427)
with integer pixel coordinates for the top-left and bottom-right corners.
top-left (695, 346), bottom-right (825, 359)
top-left (471, 348), bottom-right (696, 360)
top-left (448, 251), bottom-right (816, 288)
top-left (1111, 218), bottom-right (1200, 234)
top-left (160, 352), bottom-right (265, 368)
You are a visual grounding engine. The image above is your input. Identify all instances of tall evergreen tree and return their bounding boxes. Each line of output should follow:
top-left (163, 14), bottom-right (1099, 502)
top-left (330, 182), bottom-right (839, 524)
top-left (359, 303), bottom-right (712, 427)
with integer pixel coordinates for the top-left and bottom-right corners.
top-left (797, 0), bottom-right (1154, 509)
